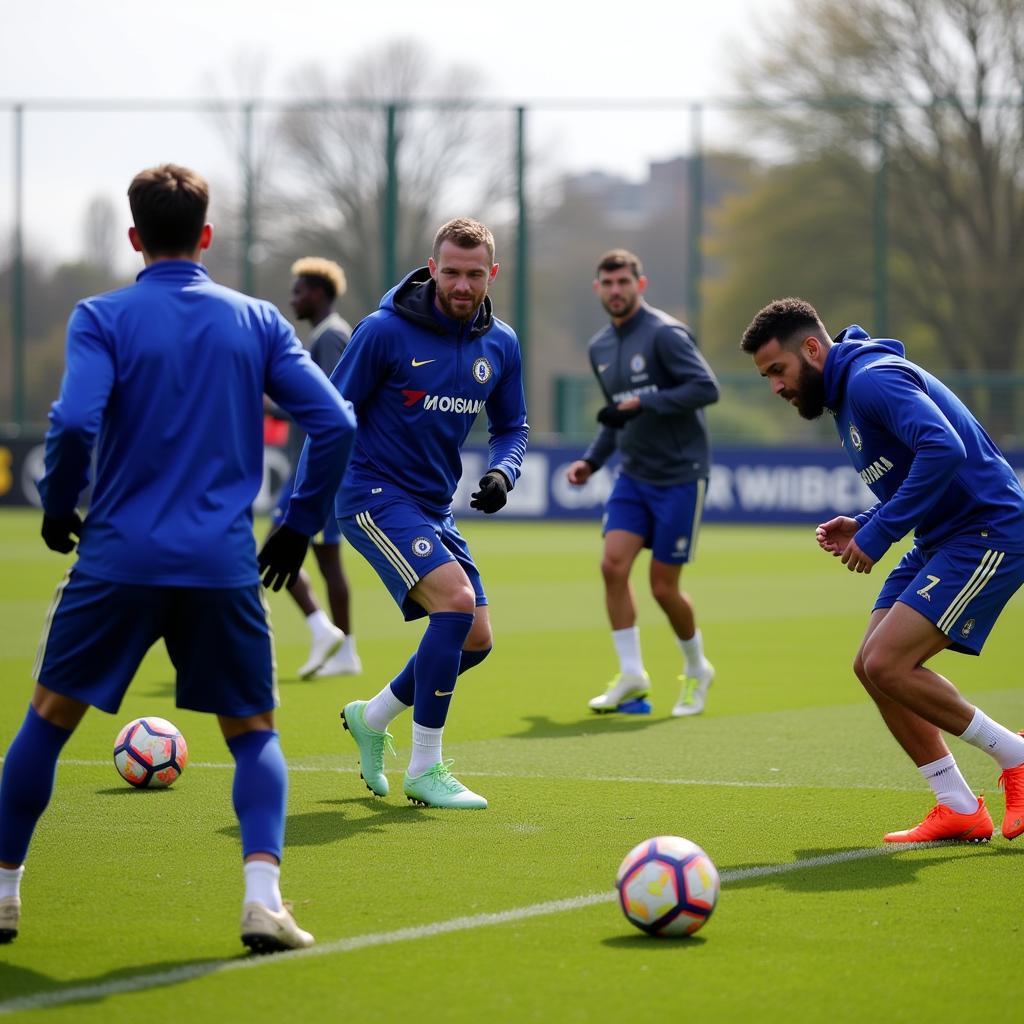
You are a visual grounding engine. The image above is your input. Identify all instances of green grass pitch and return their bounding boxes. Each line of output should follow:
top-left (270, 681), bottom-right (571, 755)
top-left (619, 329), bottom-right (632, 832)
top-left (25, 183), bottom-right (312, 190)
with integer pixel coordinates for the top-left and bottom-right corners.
top-left (0, 508), bottom-right (1021, 1022)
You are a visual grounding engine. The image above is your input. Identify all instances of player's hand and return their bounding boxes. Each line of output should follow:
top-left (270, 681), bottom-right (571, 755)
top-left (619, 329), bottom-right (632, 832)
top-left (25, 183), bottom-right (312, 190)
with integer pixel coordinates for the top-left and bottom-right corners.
top-left (596, 404), bottom-right (642, 429)
top-left (41, 511), bottom-right (83, 553)
top-left (840, 536), bottom-right (875, 574)
top-left (257, 523), bottom-right (310, 591)
top-left (566, 460), bottom-right (594, 486)
top-left (815, 516), bottom-right (859, 557)
top-left (470, 471), bottom-right (509, 514)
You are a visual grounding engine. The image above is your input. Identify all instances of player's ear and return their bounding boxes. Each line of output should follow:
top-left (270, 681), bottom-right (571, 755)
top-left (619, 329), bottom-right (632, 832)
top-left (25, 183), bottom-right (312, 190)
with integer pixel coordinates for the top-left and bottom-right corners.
top-left (198, 223), bottom-right (213, 251)
top-left (636, 275), bottom-right (648, 295)
top-left (428, 257), bottom-right (438, 279)
top-left (488, 262), bottom-right (499, 283)
top-left (128, 226), bottom-right (143, 253)
top-left (592, 278), bottom-right (601, 294)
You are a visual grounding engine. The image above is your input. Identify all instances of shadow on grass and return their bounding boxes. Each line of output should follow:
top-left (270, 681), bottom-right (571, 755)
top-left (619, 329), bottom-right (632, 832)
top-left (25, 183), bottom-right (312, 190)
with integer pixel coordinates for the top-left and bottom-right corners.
top-left (506, 714), bottom-right (672, 741)
top-left (601, 932), bottom-right (708, 951)
top-left (94, 786), bottom-right (181, 796)
top-left (217, 796), bottom-right (432, 847)
top-left (726, 843), bottom-right (1023, 893)
top-left (0, 953), bottom-right (244, 1013)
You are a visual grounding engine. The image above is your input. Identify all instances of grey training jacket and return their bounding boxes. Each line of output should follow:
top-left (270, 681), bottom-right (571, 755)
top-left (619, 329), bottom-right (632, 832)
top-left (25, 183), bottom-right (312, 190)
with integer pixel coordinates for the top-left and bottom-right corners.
top-left (581, 302), bottom-right (718, 485)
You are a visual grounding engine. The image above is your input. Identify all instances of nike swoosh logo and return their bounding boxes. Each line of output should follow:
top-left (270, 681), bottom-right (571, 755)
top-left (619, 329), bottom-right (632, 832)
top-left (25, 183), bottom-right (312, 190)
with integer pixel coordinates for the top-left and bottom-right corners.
top-left (434, 689), bottom-right (454, 697)
top-left (597, 363), bottom-right (610, 373)
top-left (411, 358), bottom-right (436, 367)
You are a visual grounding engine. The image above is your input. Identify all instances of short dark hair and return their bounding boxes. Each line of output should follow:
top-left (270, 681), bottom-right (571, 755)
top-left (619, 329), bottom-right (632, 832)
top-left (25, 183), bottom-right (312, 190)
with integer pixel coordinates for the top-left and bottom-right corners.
top-left (740, 297), bottom-right (824, 353)
top-left (128, 164), bottom-right (209, 257)
top-left (596, 248), bottom-right (643, 279)
top-left (432, 218), bottom-right (495, 264)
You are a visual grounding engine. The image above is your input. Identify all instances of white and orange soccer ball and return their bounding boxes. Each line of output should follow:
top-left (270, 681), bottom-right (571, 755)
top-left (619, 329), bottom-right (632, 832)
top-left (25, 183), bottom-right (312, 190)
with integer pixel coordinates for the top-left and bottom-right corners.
top-left (113, 717), bottom-right (188, 789)
top-left (616, 835), bottom-right (720, 936)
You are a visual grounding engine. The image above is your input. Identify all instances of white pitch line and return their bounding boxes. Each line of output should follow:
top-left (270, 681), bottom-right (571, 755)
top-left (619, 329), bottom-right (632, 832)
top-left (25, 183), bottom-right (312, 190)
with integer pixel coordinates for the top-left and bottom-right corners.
top-left (38, 758), bottom-right (921, 792)
top-left (0, 843), bottom-right (938, 1015)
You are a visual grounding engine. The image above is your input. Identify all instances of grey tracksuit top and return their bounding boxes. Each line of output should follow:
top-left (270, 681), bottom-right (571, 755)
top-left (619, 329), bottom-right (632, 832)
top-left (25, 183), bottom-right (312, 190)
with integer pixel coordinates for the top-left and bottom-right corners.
top-left (581, 302), bottom-right (718, 485)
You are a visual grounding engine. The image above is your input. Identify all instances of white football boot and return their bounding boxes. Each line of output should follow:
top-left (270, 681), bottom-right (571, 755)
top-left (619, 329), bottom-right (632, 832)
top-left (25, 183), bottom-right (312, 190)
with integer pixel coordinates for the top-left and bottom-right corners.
top-left (588, 672), bottom-right (651, 713)
top-left (314, 639), bottom-right (362, 678)
top-left (297, 624), bottom-right (345, 680)
top-left (671, 663), bottom-right (715, 717)
top-left (241, 901), bottom-right (314, 953)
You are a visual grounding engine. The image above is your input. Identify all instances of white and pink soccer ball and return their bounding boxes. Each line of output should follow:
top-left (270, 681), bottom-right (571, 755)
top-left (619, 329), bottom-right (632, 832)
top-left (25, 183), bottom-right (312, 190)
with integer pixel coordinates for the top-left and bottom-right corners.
top-left (113, 717), bottom-right (188, 788)
top-left (616, 835), bottom-right (720, 936)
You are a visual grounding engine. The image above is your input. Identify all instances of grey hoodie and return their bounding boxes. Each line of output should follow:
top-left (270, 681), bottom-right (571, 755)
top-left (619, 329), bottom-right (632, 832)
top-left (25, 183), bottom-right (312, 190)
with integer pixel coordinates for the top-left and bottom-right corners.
top-left (582, 302), bottom-right (719, 485)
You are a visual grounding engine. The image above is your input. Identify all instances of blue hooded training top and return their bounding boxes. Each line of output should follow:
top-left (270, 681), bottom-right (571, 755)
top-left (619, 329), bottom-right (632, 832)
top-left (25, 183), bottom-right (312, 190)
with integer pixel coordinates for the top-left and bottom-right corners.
top-left (38, 260), bottom-right (356, 587)
top-left (824, 326), bottom-right (1024, 562)
top-left (324, 266), bottom-right (529, 517)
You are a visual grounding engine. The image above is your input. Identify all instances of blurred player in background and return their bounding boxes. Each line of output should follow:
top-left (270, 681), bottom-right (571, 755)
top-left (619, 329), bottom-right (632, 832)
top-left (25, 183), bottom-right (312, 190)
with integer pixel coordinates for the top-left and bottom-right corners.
top-left (301, 217), bottom-right (528, 810)
top-left (742, 297), bottom-right (1024, 843)
top-left (567, 250), bottom-right (719, 717)
top-left (265, 257), bottom-right (360, 679)
top-left (0, 164), bottom-right (355, 952)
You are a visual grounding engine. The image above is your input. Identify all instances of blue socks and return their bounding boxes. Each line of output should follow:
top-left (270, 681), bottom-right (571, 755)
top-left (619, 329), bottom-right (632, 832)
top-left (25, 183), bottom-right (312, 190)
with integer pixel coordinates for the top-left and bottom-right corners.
top-left (0, 705), bottom-right (73, 864)
top-left (226, 730), bottom-right (287, 862)
top-left (409, 612), bottom-right (475, 728)
top-left (389, 644), bottom-right (492, 706)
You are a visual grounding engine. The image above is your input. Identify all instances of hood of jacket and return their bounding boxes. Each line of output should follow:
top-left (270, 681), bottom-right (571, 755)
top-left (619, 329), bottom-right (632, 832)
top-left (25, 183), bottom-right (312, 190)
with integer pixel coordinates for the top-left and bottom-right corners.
top-left (380, 266), bottom-right (494, 339)
top-left (824, 325), bottom-right (906, 411)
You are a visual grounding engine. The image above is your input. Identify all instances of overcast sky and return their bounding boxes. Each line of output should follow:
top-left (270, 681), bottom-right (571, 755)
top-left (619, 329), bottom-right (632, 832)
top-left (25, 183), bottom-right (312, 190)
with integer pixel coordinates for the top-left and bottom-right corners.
top-left (0, 0), bottom-right (791, 264)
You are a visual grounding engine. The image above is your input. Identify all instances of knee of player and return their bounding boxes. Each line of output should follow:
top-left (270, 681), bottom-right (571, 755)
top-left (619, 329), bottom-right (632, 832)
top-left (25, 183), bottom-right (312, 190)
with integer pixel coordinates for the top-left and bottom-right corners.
top-left (860, 644), bottom-right (900, 693)
top-left (649, 577), bottom-right (679, 605)
top-left (600, 556), bottom-right (630, 585)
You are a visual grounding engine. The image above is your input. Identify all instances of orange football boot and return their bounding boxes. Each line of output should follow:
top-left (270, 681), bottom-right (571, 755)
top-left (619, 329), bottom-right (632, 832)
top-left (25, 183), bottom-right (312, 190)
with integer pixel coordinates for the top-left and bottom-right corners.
top-left (883, 797), bottom-right (993, 843)
top-left (998, 734), bottom-right (1024, 840)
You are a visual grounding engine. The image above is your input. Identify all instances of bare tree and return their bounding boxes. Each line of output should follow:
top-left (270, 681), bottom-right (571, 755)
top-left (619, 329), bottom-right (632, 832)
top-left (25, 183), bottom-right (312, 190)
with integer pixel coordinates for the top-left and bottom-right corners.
top-left (277, 39), bottom-right (511, 313)
top-left (735, 0), bottom-right (1024, 438)
top-left (81, 195), bottom-right (119, 271)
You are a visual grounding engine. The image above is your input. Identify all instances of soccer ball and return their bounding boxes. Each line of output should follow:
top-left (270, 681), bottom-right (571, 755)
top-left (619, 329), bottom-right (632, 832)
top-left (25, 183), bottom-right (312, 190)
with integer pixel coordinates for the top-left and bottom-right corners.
top-left (616, 835), bottom-right (720, 937)
top-left (113, 717), bottom-right (188, 788)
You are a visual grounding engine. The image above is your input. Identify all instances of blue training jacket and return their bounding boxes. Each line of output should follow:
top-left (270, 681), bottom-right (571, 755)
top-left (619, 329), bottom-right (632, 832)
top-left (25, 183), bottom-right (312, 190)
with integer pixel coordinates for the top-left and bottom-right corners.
top-left (322, 266), bottom-right (529, 516)
top-left (824, 326), bottom-right (1024, 562)
top-left (38, 261), bottom-right (356, 587)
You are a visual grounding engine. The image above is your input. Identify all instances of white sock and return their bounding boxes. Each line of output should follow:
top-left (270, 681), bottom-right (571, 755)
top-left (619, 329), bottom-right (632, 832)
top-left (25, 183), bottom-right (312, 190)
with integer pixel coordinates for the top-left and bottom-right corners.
top-left (342, 635), bottom-right (358, 659)
top-left (408, 723), bottom-right (443, 777)
top-left (959, 707), bottom-right (1024, 769)
top-left (307, 609), bottom-right (337, 640)
top-left (919, 754), bottom-right (978, 814)
top-left (0, 865), bottom-right (24, 901)
top-left (612, 627), bottom-right (645, 678)
top-left (678, 629), bottom-right (707, 677)
top-left (364, 684), bottom-right (410, 732)
top-left (243, 860), bottom-right (283, 912)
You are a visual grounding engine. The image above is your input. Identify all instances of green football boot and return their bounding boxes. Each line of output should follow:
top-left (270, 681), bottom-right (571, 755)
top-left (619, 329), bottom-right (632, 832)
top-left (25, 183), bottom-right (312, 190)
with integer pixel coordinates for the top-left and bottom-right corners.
top-left (340, 700), bottom-right (395, 797)
top-left (403, 760), bottom-right (488, 809)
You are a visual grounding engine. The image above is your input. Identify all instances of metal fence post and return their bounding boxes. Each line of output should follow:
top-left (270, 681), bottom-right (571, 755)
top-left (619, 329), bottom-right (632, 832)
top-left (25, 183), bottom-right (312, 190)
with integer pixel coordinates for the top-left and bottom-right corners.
top-left (12, 103), bottom-right (25, 427)
top-left (688, 102), bottom-right (704, 340)
top-left (873, 101), bottom-right (889, 336)
top-left (241, 101), bottom-right (255, 295)
top-left (515, 105), bottom-right (529, 406)
top-left (382, 103), bottom-right (398, 292)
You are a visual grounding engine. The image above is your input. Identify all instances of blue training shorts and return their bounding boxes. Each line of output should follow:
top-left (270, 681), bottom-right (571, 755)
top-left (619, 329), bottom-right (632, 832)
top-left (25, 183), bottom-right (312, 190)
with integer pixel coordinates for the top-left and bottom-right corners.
top-left (341, 496), bottom-right (486, 621)
top-left (33, 568), bottom-right (278, 715)
top-left (273, 472), bottom-right (342, 545)
top-left (603, 473), bottom-right (707, 565)
top-left (874, 538), bottom-right (1024, 655)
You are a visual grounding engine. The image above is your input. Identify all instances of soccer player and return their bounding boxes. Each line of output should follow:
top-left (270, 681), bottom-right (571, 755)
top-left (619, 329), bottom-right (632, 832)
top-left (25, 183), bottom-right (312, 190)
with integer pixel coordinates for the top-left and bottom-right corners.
top-left (566, 250), bottom-right (719, 717)
top-left (303, 217), bottom-right (528, 809)
top-left (741, 297), bottom-right (1024, 843)
top-left (265, 257), bottom-right (360, 679)
top-left (0, 164), bottom-right (356, 951)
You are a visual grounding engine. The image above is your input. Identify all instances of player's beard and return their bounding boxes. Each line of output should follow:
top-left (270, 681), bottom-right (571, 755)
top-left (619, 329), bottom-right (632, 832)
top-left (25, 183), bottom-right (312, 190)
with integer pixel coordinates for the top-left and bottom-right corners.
top-left (436, 286), bottom-right (485, 322)
top-left (782, 358), bottom-right (827, 420)
top-left (601, 294), bottom-right (639, 319)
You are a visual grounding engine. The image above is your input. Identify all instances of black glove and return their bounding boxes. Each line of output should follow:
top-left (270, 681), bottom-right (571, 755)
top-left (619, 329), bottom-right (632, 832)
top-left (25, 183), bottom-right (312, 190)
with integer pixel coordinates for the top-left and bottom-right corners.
top-left (41, 511), bottom-right (83, 553)
top-left (470, 471), bottom-right (509, 514)
top-left (597, 404), bottom-right (642, 429)
top-left (257, 523), bottom-right (310, 591)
